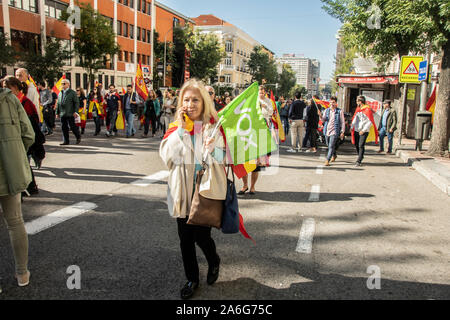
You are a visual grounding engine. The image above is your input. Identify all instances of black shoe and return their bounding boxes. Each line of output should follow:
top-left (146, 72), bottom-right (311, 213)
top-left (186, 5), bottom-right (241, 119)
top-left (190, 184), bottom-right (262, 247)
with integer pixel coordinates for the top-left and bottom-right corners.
top-left (238, 188), bottom-right (248, 195)
top-left (35, 159), bottom-right (42, 170)
top-left (60, 142), bottom-right (69, 146)
top-left (207, 256), bottom-right (220, 285)
top-left (180, 281), bottom-right (199, 300)
top-left (76, 139), bottom-right (81, 145)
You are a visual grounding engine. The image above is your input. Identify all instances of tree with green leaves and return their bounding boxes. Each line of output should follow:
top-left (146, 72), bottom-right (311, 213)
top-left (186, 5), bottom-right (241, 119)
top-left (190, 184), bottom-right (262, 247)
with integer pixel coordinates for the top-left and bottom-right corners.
top-left (248, 46), bottom-right (279, 85)
top-left (19, 37), bottom-right (71, 85)
top-left (0, 33), bottom-right (17, 70)
top-left (60, 2), bottom-right (119, 90)
top-left (322, 0), bottom-right (449, 156)
top-left (278, 64), bottom-right (297, 97)
top-left (185, 26), bottom-right (224, 82)
top-left (289, 84), bottom-right (307, 98)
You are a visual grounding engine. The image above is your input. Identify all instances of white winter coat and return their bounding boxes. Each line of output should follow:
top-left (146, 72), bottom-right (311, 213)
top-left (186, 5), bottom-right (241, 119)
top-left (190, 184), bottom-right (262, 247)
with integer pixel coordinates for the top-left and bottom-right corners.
top-left (159, 122), bottom-right (227, 218)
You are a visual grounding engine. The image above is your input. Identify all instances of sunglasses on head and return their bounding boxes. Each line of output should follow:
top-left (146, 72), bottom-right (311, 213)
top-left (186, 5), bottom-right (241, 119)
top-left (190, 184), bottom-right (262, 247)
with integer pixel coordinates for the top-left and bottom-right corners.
top-left (208, 91), bottom-right (214, 95)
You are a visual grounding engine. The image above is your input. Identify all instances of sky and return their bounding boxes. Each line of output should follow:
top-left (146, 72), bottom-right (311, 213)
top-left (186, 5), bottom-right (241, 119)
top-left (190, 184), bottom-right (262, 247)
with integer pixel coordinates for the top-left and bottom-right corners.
top-left (157, 0), bottom-right (342, 83)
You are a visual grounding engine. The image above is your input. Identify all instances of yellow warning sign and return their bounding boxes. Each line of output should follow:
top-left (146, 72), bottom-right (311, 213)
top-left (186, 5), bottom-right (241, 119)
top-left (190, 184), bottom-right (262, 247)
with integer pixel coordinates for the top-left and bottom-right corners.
top-left (399, 56), bottom-right (424, 84)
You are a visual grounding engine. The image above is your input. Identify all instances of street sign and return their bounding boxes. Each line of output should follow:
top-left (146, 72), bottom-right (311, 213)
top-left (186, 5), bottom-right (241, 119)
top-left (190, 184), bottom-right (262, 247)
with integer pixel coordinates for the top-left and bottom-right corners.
top-left (399, 56), bottom-right (424, 84)
top-left (418, 60), bottom-right (428, 81)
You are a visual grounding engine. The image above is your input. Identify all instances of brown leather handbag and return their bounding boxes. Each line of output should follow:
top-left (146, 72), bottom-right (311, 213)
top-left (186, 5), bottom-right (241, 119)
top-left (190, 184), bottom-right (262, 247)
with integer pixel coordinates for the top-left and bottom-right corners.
top-left (187, 170), bottom-right (224, 229)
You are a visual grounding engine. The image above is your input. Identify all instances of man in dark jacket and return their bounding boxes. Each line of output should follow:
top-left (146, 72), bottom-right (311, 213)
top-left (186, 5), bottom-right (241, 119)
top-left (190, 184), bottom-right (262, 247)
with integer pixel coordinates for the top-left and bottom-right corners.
top-left (287, 92), bottom-right (306, 153)
top-left (122, 85), bottom-right (140, 138)
top-left (378, 100), bottom-right (397, 154)
top-left (56, 79), bottom-right (81, 145)
top-left (302, 99), bottom-right (319, 152)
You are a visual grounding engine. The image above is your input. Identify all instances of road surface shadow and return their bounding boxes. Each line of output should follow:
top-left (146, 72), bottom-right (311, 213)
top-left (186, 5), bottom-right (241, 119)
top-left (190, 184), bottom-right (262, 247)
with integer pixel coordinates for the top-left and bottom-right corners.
top-left (240, 191), bottom-right (374, 202)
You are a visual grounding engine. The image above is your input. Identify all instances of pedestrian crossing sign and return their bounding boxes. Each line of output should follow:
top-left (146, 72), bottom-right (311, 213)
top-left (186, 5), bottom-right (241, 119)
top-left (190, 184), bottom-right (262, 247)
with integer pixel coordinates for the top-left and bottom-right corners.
top-left (399, 56), bottom-right (424, 83)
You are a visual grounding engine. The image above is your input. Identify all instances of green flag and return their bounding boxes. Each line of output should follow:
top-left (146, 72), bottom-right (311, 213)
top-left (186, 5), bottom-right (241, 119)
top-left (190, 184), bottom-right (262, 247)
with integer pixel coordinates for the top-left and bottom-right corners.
top-left (218, 82), bottom-right (278, 165)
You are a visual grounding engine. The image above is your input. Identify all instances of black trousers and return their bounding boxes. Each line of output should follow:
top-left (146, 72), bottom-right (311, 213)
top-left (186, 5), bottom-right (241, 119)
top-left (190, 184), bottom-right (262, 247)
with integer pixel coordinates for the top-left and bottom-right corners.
top-left (144, 112), bottom-right (156, 135)
top-left (61, 116), bottom-right (81, 143)
top-left (177, 217), bottom-right (219, 283)
top-left (302, 127), bottom-right (318, 149)
top-left (43, 107), bottom-right (55, 133)
top-left (354, 132), bottom-right (369, 164)
top-left (93, 116), bottom-right (102, 134)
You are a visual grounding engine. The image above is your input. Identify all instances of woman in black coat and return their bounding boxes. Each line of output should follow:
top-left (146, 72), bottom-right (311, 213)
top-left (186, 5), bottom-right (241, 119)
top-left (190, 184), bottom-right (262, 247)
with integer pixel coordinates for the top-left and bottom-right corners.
top-left (302, 99), bottom-right (319, 152)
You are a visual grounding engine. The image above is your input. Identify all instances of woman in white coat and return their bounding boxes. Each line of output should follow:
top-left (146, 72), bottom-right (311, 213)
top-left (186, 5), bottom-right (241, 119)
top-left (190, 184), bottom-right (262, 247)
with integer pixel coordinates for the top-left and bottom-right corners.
top-left (159, 79), bottom-right (227, 300)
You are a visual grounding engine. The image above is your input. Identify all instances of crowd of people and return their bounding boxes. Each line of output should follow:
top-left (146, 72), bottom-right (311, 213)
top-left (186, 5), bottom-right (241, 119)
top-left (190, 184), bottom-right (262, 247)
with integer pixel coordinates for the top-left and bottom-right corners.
top-left (0, 69), bottom-right (397, 298)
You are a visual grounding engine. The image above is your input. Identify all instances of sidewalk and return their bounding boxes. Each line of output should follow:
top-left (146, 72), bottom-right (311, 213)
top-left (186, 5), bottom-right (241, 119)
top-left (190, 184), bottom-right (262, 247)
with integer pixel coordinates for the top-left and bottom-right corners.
top-left (394, 138), bottom-right (450, 196)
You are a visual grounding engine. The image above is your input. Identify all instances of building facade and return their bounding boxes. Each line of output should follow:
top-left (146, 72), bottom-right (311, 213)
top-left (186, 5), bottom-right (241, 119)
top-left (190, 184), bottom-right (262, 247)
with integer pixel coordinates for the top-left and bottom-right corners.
top-left (192, 14), bottom-right (268, 96)
top-left (276, 54), bottom-right (321, 96)
top-left (0, 0), bottom-right (191, 89)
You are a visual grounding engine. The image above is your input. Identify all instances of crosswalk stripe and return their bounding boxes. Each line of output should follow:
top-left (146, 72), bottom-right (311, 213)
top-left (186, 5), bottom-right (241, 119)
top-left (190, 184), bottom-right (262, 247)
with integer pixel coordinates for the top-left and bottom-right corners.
top-left (308, 185), bottom-right (321, 202)
top-left (131, 170), bottom-right (169, 187)
top-left (296, 218), bottom-right (316, 254)
top-left (25, 202), bottom-right (98, 235)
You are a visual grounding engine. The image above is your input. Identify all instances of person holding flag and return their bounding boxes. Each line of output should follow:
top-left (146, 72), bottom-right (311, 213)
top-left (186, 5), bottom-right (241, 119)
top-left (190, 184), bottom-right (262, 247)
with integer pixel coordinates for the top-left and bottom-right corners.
top-left (88, 87), bottom-right (104, 136)
top-left (15, 68), bottom-right (41, 124)
top-left (159, 79), bottom-right (226, 300)
top-left (351, 95), bottom-right (379, 167)
top-left (238, 85), bottom-right (274, 195)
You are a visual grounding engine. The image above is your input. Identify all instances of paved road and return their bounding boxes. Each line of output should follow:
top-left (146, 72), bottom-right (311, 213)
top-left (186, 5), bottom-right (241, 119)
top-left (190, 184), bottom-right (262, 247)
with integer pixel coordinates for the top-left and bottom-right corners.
top-left (1, 122), bottom-right (449, 300)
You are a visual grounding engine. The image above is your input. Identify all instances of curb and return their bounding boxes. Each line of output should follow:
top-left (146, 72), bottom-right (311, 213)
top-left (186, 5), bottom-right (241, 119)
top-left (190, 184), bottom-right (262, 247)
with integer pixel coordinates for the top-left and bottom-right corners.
top-left (396, 150), bottom-right (450, 196)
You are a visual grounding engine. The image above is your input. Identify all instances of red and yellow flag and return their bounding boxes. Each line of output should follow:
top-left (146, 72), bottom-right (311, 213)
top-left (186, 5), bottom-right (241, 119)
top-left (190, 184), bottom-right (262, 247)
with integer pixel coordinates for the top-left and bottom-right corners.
top-left (426, 85), bottom-right (437, 124)
top-left (52, 75), bottom-right (66, 95)
top-left (313, 98), bottom-right (330, 109)
top-left (135, 63), bottom-right (149, 101)
top-left (270, 91), bottom-right (286, 143)
top-left (351, 105), bottom-right (379, 145)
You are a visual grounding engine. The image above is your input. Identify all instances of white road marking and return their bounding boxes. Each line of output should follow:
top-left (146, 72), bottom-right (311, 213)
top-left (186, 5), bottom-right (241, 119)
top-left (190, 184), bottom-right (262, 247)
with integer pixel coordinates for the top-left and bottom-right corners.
top-left (296, 218), bottom-right (316, 254)
top-left (36, 170), bottom-right (56, 177)
top-left (316, 166), bottom-right (324, 175)
top-left (319, 154), bottom-right (326, 161)
top-left (131, 170), bottom-right (169, 187)
top-left (25, 202), bottom-right (98, 235)
top-left (308, 185), bottom-right (321, 202)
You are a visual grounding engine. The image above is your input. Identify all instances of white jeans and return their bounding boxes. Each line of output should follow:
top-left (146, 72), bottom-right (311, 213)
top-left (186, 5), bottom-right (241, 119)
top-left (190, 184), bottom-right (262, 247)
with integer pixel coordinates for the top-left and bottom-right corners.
top-left (290, 120), bottom-right (305, 149)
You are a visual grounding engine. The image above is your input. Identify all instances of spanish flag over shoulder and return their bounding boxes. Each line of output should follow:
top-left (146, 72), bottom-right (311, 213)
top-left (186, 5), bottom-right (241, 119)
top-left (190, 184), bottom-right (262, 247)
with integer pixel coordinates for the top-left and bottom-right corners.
top-left (135, 62), bottom-right (149, 101)
top-left (52, 75), bottom-right (66, 95)
top-left (351, 105), bottom-right (379, 145)
top-left (426, 85), bottom-right (437, 124)
top-left (270, 91), bottom-right (286, 143)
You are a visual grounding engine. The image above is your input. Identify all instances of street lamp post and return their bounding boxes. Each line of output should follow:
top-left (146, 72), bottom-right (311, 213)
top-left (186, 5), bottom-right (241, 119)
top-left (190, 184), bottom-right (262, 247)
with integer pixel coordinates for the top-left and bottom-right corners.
top-left (163, 27), bottom-right (175, 87)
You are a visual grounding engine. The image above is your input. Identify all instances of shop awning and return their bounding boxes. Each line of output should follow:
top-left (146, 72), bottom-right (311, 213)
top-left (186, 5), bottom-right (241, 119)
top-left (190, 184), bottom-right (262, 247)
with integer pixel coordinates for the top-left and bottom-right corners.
top-left (337, 76), bottom-right (399, 85)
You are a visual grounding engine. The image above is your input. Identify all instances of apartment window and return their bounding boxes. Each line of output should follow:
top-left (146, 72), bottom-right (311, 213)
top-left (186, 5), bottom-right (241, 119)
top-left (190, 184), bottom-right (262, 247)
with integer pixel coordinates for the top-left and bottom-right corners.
top-left (117, 21), bottom-right (122, 36)
top-left (225, 75), bottom-right (231, 84)
top-left (45, 0), bottom-right (67, 19)
top-left (130, 52), bottom-right (134, 63)
top-left (123, 23), bottom-right (128, 37)
top-left (137, 27), bottom-right (141, 41)
top-left (104, 75), bottom-right (109, 89)
top-left (130, 24), bottom-right (134, 39)
top-left (137, 54), bottom-right (141, 64)
top-left (225, 40), bottom-right (233, 53)
top-left (75, 73), bottom-right (81, 89)
top-left (142, 0), bottom-right (146, 13)
top-left (9, 0), bottom-right (38, 13)
top-left (83, 73), bottom-right (88, 90)
top-left (147, 30), bottom-right (151, 43)
top-left (147, 2), bottom-right (151, 15)
top-left (142, 28), bottom-right (146, 42)
top-left (225, 58), bottom-right (232, 66)
top-left (124, 51), bottom-right (128, 62)
top-left (137, 0), bottom-right (141, 11)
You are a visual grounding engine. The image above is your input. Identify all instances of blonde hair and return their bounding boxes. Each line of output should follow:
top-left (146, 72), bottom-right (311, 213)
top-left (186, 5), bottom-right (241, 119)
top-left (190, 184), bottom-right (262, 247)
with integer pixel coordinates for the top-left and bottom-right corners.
top-left (176, 78), bottom-right (218, 124)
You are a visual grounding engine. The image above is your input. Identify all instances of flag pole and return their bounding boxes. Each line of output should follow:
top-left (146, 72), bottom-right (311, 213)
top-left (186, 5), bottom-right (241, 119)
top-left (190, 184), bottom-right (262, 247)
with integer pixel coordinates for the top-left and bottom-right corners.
top-left (202, 116), bottom-right (224, 164)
